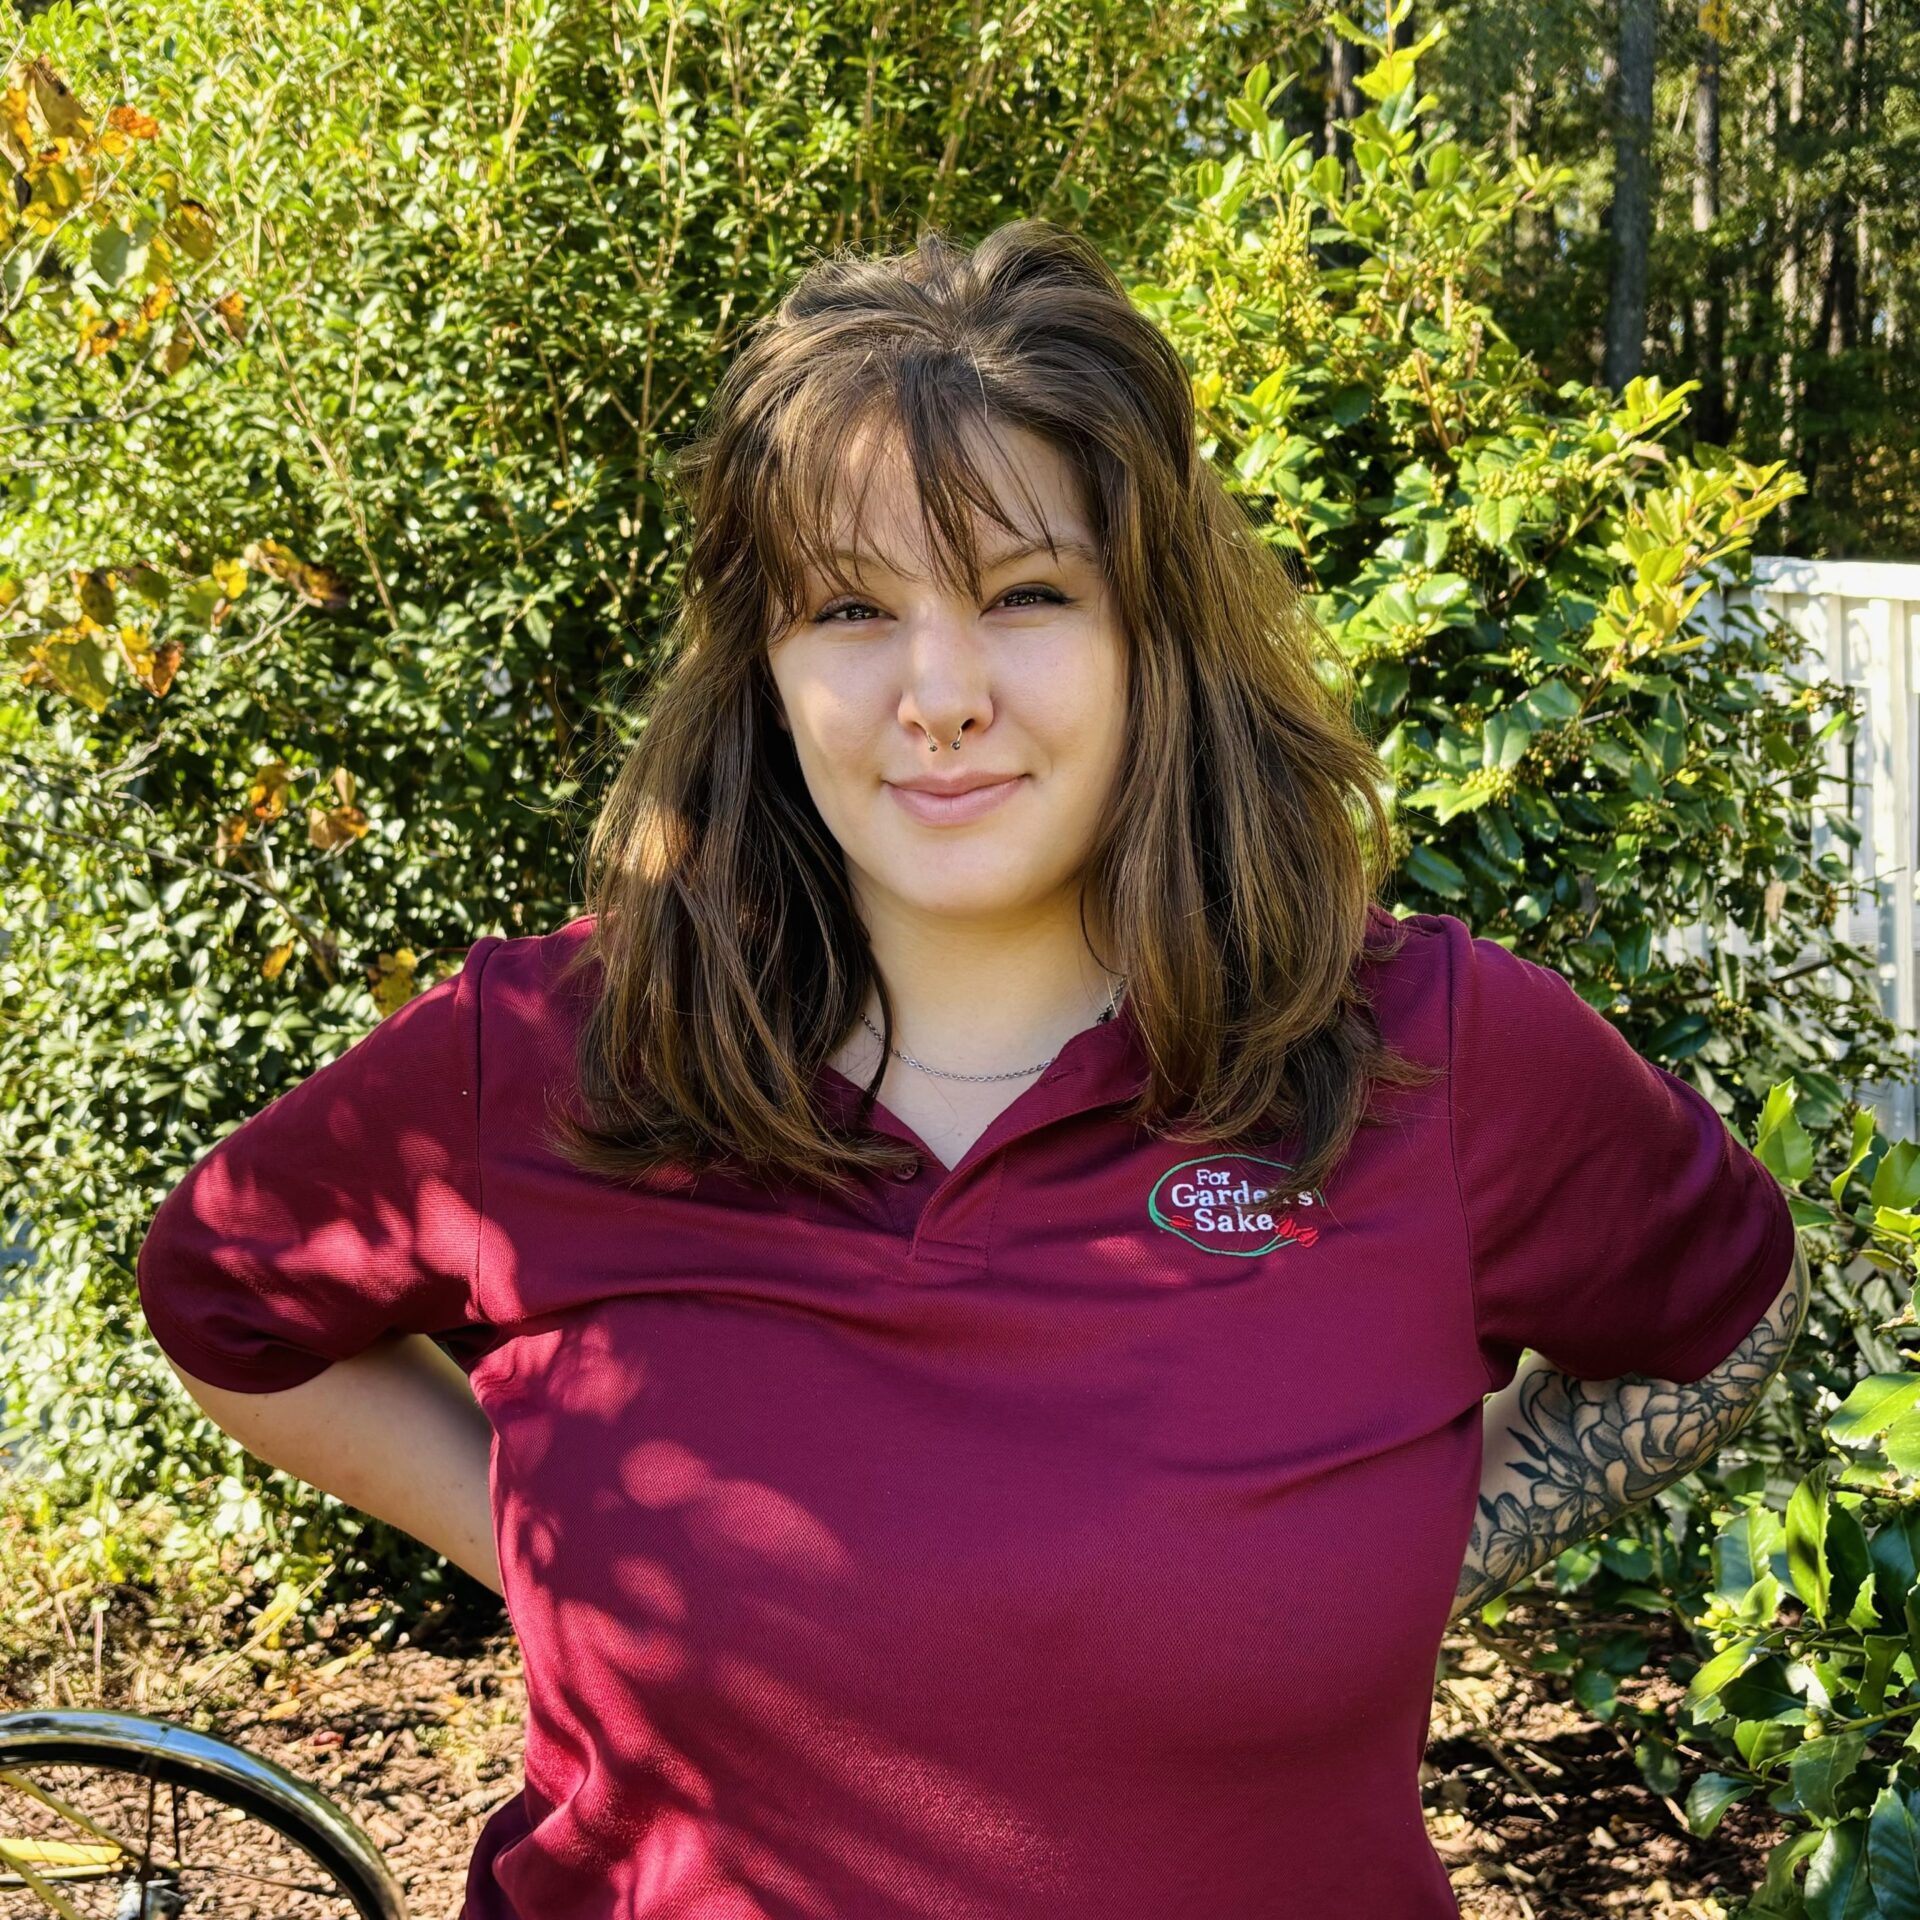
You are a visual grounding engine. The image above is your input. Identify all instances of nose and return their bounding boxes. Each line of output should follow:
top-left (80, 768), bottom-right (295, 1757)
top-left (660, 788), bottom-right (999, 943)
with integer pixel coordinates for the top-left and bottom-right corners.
top-left (896, 603), bottom-right (993, 752)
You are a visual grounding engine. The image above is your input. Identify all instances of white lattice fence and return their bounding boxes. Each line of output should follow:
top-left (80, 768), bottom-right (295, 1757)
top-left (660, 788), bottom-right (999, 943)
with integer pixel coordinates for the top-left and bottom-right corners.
top-left (1700, 557), bottom-right (1920, 1140)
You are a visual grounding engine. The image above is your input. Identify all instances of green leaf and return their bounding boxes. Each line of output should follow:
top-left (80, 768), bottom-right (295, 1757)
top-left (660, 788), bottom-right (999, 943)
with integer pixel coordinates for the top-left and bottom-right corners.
top-left (90, 223), bottom-right (144, 288)
top-left (1833, 1107), bottom-right (1880, 1212)
top-left (38, 628), bottom-right (116, 713)
top-left (1867, 1784), bottom-right (1920, 1914)
top-left (1715, 1507), bottom-right (1786, 1601)
top-left (1721, 1654), bottom-right (1810, 1724)
top-left (1792, 1733), bottom-right (1868, 1822)
top-left (1685, 1635), bottom-right (1761, 1716)
top-left (1830, 1502), bottom-right (1877, 1630)
top-left (1870, 1511), bottom-right (1920, 1621)
top-left (1483, 709), bottom-right (1534, 770)
top-left (1885, 1406), bottom-right (1920, 1478)
top-left (1829, 1377), bottom-right (1920, 1450)
top-left (1402, 842), bottom-right (1466, 898)
top-left (1806, 1820), bottom-right (1879, 1920)
top-left (1685, 1771), bottom-right (1755, 1837)
top-left (1788, 1462), bottom-right (1833, 1621)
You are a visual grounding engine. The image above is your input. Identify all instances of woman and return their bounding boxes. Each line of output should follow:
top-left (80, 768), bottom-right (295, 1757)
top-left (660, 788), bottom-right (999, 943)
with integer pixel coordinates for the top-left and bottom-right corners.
top-left (137, 218), bottom-right (1807, 1918)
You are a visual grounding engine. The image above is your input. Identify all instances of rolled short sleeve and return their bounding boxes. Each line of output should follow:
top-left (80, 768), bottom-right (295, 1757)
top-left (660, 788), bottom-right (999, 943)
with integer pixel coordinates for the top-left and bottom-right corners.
top-left (135, 936), bottom-right (502, 1394)
top-left (1446, 918), bottom-right (1797, 1390)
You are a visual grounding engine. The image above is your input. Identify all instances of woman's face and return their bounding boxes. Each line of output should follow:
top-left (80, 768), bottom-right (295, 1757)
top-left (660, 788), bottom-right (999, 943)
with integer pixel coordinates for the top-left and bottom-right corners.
top-left (765, 420), bottom-right (1128, 932)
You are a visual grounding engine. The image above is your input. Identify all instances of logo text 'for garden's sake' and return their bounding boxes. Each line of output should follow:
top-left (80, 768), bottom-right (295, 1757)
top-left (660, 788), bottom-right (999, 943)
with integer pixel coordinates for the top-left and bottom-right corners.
top-left (1146, 1154), bottom-right (1322, 1257)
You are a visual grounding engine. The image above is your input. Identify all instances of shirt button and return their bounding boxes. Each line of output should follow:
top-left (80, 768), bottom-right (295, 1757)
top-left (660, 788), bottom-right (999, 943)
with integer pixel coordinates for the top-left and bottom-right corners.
top-left (892, 1158), bottom-right (920, 1181)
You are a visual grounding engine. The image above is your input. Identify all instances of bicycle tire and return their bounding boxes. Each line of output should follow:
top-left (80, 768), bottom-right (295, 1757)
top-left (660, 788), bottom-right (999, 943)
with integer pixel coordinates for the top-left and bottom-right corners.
top-left (0, 1708), bottom-right (407, 1919)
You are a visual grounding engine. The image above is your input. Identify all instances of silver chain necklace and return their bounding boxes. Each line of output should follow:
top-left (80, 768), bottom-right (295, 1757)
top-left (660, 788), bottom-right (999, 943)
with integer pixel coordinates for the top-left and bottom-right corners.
top-left (858, 977), bottom-right (1125, 1082)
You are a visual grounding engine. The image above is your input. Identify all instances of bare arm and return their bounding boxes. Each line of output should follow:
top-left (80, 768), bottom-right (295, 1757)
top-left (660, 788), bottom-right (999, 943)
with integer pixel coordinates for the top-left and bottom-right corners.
top-left (1452, 1231), bottom-right (1811, 1622)
top-left (165, 1332), bottom-right (504, 1599)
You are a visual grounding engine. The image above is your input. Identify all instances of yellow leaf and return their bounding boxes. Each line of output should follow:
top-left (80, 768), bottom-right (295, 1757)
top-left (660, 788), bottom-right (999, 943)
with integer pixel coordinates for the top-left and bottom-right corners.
top-left (0, 88), bottom-right (34, 174)
top-left (74, 566), bottom-right (116, 626)
top-left (33, 623), bottom-right (115, 711)
top-left (212, 814), bottom-right (247, 867)
top-left (30, 160), bottom-right (82, 215)
top-left (307, 801), bottom-right (369, 851)
top-left (210, 556), bottom-right (248, 600)
top-left (242, 537), bottom-right (350, 610)
top-left (245, 760), bottom-right (290, 823)
top-left (368, 948), bottom-right (418, 1018)
top-left (106, 104), bottom-right (159, 140)
top-left (261, 941), bottom-right (296, 981)
top-left (165, 198), bottom-right (215, 262)
top-left (116, 623), bottom-right (180, 697)
top-left (28, 56), bottom-right (91, 141)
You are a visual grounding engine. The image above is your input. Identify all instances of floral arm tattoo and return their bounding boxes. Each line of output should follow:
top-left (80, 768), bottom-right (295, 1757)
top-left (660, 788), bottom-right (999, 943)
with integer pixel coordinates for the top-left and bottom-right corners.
top-left (1452, 1231), bottom-right (1812, 1620)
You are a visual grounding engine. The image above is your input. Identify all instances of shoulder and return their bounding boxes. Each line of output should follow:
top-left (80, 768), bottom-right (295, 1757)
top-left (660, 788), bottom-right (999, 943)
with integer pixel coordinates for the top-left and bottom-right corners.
top-left (1358, 906), bottom-right (1586, 1034)
top-left (1351, 903), bottom-right (1459, 1063)
top-left (464, 913), bottom-right (600, 1024)
top-left (458, 913), bottom-right (603, 1128)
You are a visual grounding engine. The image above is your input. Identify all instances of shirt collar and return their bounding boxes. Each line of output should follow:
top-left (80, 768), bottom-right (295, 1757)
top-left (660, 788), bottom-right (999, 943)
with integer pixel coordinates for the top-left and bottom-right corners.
top-left (812, 992), bottom-right (1151, 1159)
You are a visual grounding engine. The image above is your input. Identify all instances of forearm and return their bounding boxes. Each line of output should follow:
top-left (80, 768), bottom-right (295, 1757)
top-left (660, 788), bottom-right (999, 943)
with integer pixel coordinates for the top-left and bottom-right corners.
top-left (164, 1331), bottom-right (504, 1597)
top-left (1451, 1233), bottom-right (1811, 1622)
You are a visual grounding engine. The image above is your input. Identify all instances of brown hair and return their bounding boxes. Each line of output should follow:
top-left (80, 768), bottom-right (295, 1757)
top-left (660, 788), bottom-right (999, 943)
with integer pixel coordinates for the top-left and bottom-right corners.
top-left (548, 216), bottom-right (1438, 1199)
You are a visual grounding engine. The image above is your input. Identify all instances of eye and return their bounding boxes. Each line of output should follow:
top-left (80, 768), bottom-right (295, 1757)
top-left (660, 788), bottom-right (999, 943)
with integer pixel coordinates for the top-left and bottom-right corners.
top-left (813, 597), bottom-right (883, 624)
top-left (811, 585), bottom-right (1070, 623)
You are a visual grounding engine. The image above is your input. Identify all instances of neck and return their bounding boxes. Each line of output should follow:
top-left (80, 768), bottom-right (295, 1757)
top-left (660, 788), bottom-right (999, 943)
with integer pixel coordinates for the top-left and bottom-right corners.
top-left (838, 891), bottom-right (1121, 1081)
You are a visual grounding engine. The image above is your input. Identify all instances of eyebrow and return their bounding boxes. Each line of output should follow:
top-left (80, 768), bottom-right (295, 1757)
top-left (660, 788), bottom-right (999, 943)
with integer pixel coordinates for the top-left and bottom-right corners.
top-left (824, 536), bottom-right (1101, 574)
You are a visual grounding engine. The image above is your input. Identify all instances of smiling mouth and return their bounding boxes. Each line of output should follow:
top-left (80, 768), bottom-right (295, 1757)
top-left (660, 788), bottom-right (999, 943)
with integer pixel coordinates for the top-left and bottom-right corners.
top-left (884, 775), bottom-right (1026, 825)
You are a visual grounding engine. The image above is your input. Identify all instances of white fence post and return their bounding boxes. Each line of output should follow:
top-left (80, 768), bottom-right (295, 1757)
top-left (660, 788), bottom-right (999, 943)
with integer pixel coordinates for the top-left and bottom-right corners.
top-left (1727, 558), bottom-right (1920, 1140)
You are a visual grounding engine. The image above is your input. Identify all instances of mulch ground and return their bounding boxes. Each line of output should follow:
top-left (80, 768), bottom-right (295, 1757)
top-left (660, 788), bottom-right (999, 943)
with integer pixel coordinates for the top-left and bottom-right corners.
top-left (0, 1565), bottom-right (1784, 1919)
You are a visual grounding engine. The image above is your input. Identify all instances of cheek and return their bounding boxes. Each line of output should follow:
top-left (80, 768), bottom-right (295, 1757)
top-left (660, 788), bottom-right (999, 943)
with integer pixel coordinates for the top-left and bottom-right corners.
top-left (1025, 630), bottom-right (1127, 771)
top-left (778, 664), bottom-right (887, 791)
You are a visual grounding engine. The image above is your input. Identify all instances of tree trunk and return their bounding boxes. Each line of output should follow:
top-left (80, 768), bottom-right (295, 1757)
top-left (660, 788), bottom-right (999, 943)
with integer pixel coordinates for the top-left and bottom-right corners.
top-left (1778, 20), bottom-right (1804, 481)
top-left (1825, 0), bottom-right (1870, 356)
top-left (1804, 0), bottom-right (1870, 526)
top-left (1692, 25), bottom-right (1725, 440)
top-left (1603, 0), bottom-right (1657, 392)
top-left (1326, 29), bottom-right (1364, 184)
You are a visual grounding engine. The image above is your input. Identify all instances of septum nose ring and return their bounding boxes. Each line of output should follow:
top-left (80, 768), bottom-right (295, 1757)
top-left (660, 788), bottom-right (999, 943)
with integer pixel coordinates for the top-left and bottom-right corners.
top-left (928, 729), bottom-right (964, 752)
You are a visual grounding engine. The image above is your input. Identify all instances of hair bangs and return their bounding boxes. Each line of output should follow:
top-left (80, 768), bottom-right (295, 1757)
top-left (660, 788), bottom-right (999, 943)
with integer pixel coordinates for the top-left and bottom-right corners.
top-left (754, 352), bottom-right (1083, 637)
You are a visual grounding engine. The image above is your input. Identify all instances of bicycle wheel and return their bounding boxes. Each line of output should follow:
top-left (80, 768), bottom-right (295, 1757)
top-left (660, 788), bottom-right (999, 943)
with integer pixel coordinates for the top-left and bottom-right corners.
top-left (0, 1709), bottom-right (407, 1918)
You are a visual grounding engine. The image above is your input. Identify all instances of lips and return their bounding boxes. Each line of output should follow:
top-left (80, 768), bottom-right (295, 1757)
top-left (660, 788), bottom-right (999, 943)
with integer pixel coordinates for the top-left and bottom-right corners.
top-left (888, 773), bottom-right (1022, 796)
top-left (885, 774), bottom-right (1026, 826)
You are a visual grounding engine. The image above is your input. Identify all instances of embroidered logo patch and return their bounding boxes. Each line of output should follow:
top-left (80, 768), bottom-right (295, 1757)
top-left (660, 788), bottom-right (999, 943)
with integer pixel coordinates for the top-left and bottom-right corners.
top-left (1146, 1154), bottom-right (1322, 1257)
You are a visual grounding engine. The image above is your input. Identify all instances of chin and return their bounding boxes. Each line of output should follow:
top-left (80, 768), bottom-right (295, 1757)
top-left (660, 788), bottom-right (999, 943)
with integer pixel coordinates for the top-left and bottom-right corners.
top-left (877, 867), bottom-right (1055, 922)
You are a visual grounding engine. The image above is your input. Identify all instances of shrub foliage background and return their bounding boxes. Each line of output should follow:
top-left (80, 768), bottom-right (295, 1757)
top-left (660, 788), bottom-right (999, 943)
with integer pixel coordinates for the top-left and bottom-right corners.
top-left (8, 2), bottom-right (1920, 1908)
top-left (0, 0), bottom-right (1303, 1583)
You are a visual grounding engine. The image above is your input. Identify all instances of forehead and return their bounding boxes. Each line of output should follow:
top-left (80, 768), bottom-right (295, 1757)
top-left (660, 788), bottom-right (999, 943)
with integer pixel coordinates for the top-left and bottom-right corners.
top-left (781, 411), bottom-right (1097, 593)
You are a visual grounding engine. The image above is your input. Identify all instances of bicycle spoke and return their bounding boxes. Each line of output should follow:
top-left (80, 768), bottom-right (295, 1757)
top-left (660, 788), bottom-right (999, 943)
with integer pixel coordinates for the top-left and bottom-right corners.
top-left (0, 1843), bottom-right (88, 1920)
top-left (0, 1761), bottom-right (383, 1915)
top-left (0, 1772), bottom-right (143, 1856)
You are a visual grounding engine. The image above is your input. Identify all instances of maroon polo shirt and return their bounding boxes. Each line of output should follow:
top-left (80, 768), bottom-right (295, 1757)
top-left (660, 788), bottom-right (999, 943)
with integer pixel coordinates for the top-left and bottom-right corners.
top-left (135, 906), bottom-right (1797, 1918)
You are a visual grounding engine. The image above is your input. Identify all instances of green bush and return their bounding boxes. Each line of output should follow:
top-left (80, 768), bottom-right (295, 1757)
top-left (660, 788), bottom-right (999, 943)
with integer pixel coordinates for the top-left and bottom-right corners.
top-left (9, 8), bottom-right (1920, 1907)
top-left (1135, 17), bottom-right (1899, 1132)
top-left (0, 0), bottom-right (1317, 1593)
top-left (1136, 14), bottom-right (1920, 1911)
